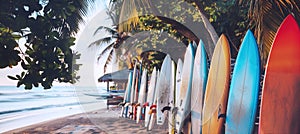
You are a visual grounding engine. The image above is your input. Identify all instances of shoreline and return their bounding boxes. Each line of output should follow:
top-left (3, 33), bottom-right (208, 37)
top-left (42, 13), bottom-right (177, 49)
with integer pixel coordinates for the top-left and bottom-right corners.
top-left (0, 99), bottom-right (107, 133)
top-left (4, 106), bottom-right (168, 134)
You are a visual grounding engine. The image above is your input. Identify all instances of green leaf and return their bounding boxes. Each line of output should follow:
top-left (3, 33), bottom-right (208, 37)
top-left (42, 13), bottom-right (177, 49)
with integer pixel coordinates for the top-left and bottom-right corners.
top-left (7, 75), bottom-right (18, 80)
top-left (25, 84), bottom-right (33, 89)
top-left (16, 75), bottom-right (21, 79)
top-left (21, 72), bottom-right (25, 77)
top-left (17, 82), bottom-right (22, 87)
top-left (25, 57), bottom-right (31, 63)
top-left (34, 83), bottom-right (38, 87)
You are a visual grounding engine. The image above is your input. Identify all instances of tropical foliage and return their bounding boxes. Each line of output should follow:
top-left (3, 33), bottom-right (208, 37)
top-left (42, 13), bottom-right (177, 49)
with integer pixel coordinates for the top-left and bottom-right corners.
top-left (103, 0), bottom-right (300, 68)
top-left (0, 0), bottom-right (94, 89)
top-left (247, 0), bottom-right (300, 65)
top-left (93, 0), bottom-right (218, 73)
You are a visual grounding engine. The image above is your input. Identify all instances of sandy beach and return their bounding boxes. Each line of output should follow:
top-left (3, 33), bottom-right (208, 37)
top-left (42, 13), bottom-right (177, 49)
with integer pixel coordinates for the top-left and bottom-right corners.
top-left (5, 106), bottom-right (168, 134)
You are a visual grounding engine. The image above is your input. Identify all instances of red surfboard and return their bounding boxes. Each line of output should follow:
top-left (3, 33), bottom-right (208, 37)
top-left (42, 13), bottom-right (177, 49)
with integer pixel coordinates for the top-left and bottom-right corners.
top-left (259, 14), bottom-right (300, 134)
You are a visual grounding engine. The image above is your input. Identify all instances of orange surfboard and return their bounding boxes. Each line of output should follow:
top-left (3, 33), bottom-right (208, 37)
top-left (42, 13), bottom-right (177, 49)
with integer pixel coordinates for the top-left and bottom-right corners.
top-left (259, 14), bottom-right (300, 134)
top-left (202, 35), bottom-right (231, 134)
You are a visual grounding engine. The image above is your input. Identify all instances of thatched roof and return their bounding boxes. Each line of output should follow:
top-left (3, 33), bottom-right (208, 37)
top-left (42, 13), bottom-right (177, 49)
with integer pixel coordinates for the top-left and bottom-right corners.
top-left (98, 69), bottom-right (132, 82)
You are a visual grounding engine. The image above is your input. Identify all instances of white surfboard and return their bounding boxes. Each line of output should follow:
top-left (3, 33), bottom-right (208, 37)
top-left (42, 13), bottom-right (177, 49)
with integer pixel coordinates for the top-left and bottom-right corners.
top-left (148, 70), bottom-right (160, 131)
top-left (191, 41), bottom-right (208, 134)
top-left (145, 68), bottom-right (157, 127)
top-left (175, 43), bottom-right (195, 133)
top-left (175, 59), bottom-right (183, 107)
top-left (168, 60), bottom-right (176, 134)
top-left (136, 69), bottom-right (147, 123)
top-left (157, 55), bottom-right (172, 125)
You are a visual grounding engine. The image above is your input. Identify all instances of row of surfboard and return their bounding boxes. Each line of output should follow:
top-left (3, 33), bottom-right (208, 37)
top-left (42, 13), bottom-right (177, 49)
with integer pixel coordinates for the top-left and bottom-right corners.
top-left (118, 14), bottom-right (300, 134)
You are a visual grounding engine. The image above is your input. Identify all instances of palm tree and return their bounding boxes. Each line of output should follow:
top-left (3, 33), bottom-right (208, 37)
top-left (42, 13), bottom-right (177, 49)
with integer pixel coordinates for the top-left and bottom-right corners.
top-left (88, 0), bottom-right (135, 72)
top-left (117, 0), bottom-right (219, 59)
top-left (115, 0), bottom-right (300, 65)
top-left (66, 0), bottom-right (97, 35)
top-left (89, 25), bottom-right (131, 72)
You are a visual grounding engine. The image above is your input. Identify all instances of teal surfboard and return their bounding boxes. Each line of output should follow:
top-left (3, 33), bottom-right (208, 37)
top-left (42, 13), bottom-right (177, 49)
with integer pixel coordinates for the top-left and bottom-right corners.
top-left (120, 70), bottom-right (133, 118)
top-left (128, 63), bottom-right (138, 118)
top-left (225, 30), bottom-right (260, 134)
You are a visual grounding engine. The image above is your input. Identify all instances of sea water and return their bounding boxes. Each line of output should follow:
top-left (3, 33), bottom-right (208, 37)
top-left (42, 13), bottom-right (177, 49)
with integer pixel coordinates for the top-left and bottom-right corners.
top-left (0, 86), bottom-right (114, 133)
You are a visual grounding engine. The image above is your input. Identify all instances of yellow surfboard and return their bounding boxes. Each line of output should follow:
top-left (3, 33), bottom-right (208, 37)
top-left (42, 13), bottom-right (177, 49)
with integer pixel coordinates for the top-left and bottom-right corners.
top-left (202, 34), bottom-right (231, 134)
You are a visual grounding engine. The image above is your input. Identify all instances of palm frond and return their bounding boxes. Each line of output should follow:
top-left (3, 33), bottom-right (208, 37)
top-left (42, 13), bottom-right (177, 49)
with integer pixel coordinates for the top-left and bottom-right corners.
top-left (64, 0), bottom-right (95, 34)
top-left (106, 10), bottom-right (118, 25)
top-left (102, 49), bottom-right (114, 73)
top-left (93, 26), bottom-right (118, 36)
top-left (88, 37), bottom-right (113, 47)
top-left (248, 0), bottom-right (300, 65)
top-left (97, 42), bottom-right (115, 60)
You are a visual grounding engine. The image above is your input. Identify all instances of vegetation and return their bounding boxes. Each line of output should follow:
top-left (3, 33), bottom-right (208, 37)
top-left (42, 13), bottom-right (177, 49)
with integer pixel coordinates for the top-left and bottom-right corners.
top-left (246, 0), bottom-right (300, 65)
top-left (0, 0), bottom-right (95, 89)
top-left (97, 0), bottom-right (299, 71)
top-left (2, 0), bottom-right (298, 88)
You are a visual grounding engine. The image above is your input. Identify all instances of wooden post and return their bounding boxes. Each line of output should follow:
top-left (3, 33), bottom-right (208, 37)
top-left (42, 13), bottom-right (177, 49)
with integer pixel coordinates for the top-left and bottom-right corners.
top-left (107, 81), bottom-right (109, 92)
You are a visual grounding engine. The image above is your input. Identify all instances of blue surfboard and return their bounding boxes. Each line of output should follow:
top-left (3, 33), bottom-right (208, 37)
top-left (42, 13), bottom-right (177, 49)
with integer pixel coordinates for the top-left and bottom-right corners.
top-left (225, 30), bottom-right (260, 134)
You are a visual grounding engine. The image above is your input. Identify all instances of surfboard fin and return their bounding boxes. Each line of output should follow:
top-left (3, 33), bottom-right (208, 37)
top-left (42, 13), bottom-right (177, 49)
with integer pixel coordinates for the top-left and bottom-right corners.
top-left (124, 102), bottom-right (131, 107)
top-left (218, 113), bottom-right (226, 120)
top-left (161, 106), bottom-right (171, 113)
top-left (118, 102), bottom-right (126, 107)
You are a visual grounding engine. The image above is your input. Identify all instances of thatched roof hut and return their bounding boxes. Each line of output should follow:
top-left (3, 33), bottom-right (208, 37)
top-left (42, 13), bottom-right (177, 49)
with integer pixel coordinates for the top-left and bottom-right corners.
top-left (98, 69), bottom-right (132, 91)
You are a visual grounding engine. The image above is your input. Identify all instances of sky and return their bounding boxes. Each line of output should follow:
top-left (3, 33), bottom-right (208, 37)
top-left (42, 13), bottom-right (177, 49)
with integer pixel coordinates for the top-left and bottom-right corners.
top-left (0, 0), bottom-right (112, 87)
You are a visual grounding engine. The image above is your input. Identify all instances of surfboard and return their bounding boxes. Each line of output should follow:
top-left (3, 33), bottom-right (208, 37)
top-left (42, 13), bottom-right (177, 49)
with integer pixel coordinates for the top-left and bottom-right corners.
top-left (259, 14), bottom-right (300, 134)
top-left (128, 63), bottom-right (137, 119)
top-left (157, 55), bottom-right (172, 125)
top-left (148, 70), bottom-right (160, 131)
top-left (120, 70), bottom-right (133, 118)
top-left (168, 60), bottom-right (176, 134)
top-left (225, 30), bottom-right (260, 134)
top-left (145, 67), bottom-right (157, 127)
top-left (191, 40), bottom-right (208, 134)
top-left (132, 64), bottom-right (143, 120)
top-left (175, 43), bottom-right (195, 133)
top-left (135, 63), bottom-right (143, 102)
top-left (136, 69), bottom-right (147, 123)
top-left (174, 58), bottom-right (183, 133)
top-left (175, 58), bottom-right (183, 104)
top-left (202, 34), bottom-right (231, 134)
top-left (133, 64), bottom-right (142, 120)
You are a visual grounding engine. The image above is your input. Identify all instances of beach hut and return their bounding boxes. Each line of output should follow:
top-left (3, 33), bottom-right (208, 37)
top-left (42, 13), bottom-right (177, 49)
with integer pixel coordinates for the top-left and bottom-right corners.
top-left (98, 69), bottom-right (132, 92)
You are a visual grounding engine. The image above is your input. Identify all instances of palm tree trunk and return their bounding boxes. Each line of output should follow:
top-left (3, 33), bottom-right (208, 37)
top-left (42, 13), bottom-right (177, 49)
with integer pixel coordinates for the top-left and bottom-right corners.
top-left (193, 0), bottom-right (219, 45)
